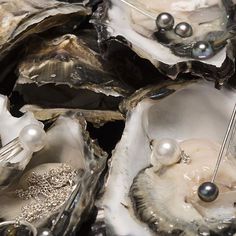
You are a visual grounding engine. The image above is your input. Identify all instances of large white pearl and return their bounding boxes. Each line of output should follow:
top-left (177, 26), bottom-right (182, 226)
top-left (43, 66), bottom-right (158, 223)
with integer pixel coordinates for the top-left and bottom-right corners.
top-left (152, 138), bottom-right (181, 166)
top-left (19, 124), bottom-right (46, 152)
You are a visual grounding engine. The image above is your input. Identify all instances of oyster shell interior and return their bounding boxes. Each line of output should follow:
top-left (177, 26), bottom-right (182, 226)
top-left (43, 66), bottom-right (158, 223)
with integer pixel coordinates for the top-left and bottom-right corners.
top-left (103, 0), bottom-right (233, 66)
top-left (0, 114), bottom-right (107, 235)
top-left (101, 81), bottom-right (236, 235)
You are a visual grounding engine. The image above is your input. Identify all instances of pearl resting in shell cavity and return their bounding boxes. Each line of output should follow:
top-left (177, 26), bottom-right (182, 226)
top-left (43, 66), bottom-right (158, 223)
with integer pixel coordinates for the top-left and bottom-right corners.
top-left (151, 138), bottom-right (181, 166)
top-left (19, 124), bottom-right (46, 152)
top-left (156, 13), bottom-right (174, 30)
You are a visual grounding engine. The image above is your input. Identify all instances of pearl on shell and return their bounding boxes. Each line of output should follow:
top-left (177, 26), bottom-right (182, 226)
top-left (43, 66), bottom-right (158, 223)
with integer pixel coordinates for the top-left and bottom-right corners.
top-left (192, 41), bottom-right (213, 59)
top-left (19, 124), bottom-right (46, 152)
top-left (37, 228), bottom-right (54, 236)
top-left (156, 12), bottom-right (174, 30)
top-left (174, 22), bottom-right (193, 38)
top-left (198, 181), bottom-right (219, 202)
top-left (152, 138), bottom-right (181, 166)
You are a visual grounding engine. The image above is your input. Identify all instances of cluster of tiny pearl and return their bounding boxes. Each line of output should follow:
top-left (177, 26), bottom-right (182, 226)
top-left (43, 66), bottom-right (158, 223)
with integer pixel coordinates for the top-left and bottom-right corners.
top-left (15, 164), bottom-right (79, 223)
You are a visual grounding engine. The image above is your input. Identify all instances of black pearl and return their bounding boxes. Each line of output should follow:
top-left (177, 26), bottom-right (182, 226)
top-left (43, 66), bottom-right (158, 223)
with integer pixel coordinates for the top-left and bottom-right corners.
top-left (174, 22), bottom-right (193, 38)
top-left (198, 182), bottom-right (219, 202)
top-left (37, 228), bottom-right (54, 236)
top-left (192, 41), bottom-right (213, 59)
top-left (156, 12), bottom-right (174, 30)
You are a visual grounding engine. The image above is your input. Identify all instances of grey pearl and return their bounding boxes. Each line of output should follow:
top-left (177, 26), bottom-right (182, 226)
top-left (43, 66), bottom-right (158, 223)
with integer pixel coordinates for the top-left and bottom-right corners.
top-left (174, 22), bottom-right (193, 38)
top-left (192, 41), bottom-right (213, 59)
top-left (37, 228), bottom-right (54, 236)
top-left (156, 12), bottom-right (174, 30)
top-left (198, 182), bottom-right (219, 202)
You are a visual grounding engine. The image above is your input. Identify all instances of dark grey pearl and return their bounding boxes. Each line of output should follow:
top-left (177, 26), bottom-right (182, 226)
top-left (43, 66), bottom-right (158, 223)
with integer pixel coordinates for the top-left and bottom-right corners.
top-left (156, 12), bottom-right (174, 30)
top-left (198, 182), bottom-right (219, 202)
top-left (37, 228), bottom-right (54, 236)
top-left (192, 41), bottom-right (213, 59)
top-left (174, 22), bottom-right (193, 38)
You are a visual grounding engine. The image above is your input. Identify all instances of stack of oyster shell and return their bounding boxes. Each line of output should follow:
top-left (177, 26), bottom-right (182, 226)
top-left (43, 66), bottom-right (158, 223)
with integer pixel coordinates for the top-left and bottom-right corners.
top-left (0, 0), bottom-right (236, 235)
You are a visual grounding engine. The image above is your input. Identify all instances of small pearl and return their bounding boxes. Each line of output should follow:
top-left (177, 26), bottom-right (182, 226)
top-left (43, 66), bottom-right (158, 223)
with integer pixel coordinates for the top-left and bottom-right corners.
top-left (198, 182), bottom-right (219, 202)
top-left (37, 228), bottom-right (54, 236)
top-left (152, 139), bottom-right (181, 165)
top-left (192, 41), bottom-right (213, 59)
top-left (19, 124), bottom-right (46, 152)
top-left (156, 12), bottom-right (174, 30)
top-left (174, 22), bottom-right (193, 38)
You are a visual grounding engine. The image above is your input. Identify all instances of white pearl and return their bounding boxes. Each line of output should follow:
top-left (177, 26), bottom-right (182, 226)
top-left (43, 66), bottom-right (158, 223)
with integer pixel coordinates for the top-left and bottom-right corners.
top-left (19, 124), bottom-right (46, 152)
top-left (37, 228), bottom-right (53, 236)
top-left (152, 138), bottom-right (181, 165)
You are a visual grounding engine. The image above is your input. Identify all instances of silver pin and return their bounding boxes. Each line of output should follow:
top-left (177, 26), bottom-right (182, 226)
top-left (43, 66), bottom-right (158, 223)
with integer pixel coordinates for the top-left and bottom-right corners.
top-left (0, 124), bottom-right (46, 163)
top-left (198, 103), bottom-right (236, 202)
top-left (39, 176), bottom-right (83, 235)
top-left (119, 0), bottom-right (156, 20)
top-left (0, 138), bottom-right (22, 162)
top-left (211, 103), bottom-right (236, 183)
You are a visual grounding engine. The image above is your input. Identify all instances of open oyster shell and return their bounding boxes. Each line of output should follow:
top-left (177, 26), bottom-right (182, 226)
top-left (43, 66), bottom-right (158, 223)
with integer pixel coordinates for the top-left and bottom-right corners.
top-left (14, 31), bottom-right (132, 110)
top-left (0, 114), bottom-right (107, 235)
top-left (0, 94), bottom-right (43, 188)
top-left (92, 0), bottom-right (236, 82)
top-left (98, 80), bottom-right (236, 235)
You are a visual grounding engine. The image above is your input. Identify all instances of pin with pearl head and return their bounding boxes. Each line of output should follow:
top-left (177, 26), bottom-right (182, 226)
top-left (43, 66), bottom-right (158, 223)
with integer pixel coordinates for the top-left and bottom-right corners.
top-left (119, 0), bottom-right (192, 36)
top-left (0, 124), bottom-right (46, 163)
top-left (198, 103), bottom-right (236, 202)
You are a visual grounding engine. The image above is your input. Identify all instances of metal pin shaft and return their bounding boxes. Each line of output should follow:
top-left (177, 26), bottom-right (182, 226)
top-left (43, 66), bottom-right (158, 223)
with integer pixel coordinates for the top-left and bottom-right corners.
top-left (51, 181), bottom-right (81, 233)
top-left (119, 0), bottom-right (156, 20)
top-left (0, 138), bottom-right (23, 162)
top-left (211, 103), bottom-right (236, 183)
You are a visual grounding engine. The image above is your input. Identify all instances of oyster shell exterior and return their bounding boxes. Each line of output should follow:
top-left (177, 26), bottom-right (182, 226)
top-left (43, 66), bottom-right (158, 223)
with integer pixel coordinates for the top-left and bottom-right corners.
top-left (14, 32), bottom-right (132, 110)
top-left (0, 0), bottom-right (90, 60)
top-left (0, 0), bottom-right (92, 95)
top-left (92, 0), bottom-right (236, 83)
top-left (98, 80), bottom-right (236, 235)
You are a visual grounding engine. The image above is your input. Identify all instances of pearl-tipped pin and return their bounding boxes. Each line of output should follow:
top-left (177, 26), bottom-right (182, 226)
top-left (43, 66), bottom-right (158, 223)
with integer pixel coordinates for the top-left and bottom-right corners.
top-left (198, 103), bottom-right (236, 202)
top-left (0, 124), bottom-right (46, 163)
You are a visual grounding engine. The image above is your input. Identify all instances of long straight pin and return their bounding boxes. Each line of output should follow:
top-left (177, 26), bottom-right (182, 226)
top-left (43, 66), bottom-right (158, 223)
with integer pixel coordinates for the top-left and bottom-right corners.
top-left (37, 177), bottom-right (83, 236)
top-left (119, 0), bottom-right (156, 20)
top-left (198, 103), bottom-right (236, 202)
top-left (211, 103), bottom-right (236, 183)
top-left (119, 0), bottom-right (176, 31)
top-left (0, 124), bottom-right (46, 164)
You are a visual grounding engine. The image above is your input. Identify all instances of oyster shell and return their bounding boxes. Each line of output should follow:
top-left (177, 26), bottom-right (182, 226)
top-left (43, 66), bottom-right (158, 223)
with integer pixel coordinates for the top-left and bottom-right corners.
top-left (19, 105), bottom-right (124, 124)
top-left (0, 114), bottom-right (107, 235)
top-left (0, 0), bottom-right (92, 95)
top-left (0, 0), bottom-right (90, 60)
top-left (93, 0), bottom-right (236, 82)
top-left (0, 94), bottom-right (43, 188)
top-left (14, 32), bottom-right (132, 110)
top-left (99, 80), bottom-right (236, 235)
